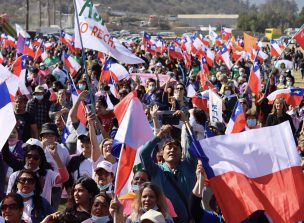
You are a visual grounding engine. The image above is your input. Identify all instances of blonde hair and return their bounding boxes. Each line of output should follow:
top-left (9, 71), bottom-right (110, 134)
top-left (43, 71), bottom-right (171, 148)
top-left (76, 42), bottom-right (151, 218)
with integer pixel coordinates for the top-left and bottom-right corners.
top-left (271, 97), bottom-right (287, 115)
top-left (99, 138), bottom-right (113, 156)
top-left (129, 182), bottom-right (167, 221)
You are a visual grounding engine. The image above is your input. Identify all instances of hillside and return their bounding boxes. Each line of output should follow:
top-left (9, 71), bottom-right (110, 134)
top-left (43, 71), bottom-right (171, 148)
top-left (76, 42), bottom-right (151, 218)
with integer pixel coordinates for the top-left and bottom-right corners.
top-left (0, 0), bottom-right (248, 26)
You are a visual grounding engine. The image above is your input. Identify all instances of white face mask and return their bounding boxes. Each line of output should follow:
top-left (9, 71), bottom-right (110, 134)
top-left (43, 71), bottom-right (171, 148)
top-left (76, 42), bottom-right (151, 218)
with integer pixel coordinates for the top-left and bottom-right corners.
top-left (211, 76), bottom-right (216, 82)
top-left (34, 95), bottom-right (44, 101)
top-left (91, 215), bottom-right (110, 223)
top-left (79, 84), bottom-right (86, 91)
top-left (148, 85), bottom-right (155, 92)
top-left (286, 81), bottom-right (292, 87)
top-left (224, 90), bottom-right (231, 96)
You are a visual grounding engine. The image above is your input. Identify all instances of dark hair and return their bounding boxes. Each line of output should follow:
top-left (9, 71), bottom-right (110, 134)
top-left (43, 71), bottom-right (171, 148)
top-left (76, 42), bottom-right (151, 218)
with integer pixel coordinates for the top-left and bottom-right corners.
top-left (69, 177), bottom-right (99, 211)
top-left (133, 169), bottom-right (151, 182)
top-left (96, 97), bottom-right (108, 109)
top-left (23, 145), bottom-right (53, 176)
top-left (162, 139), bottom-right (182, 151)
top-left (12, 169), bottom-right (45, 218)
top-left (1, 192), bottom-right (24, 209)
top-left (193, 107), bottom-right (207, 125)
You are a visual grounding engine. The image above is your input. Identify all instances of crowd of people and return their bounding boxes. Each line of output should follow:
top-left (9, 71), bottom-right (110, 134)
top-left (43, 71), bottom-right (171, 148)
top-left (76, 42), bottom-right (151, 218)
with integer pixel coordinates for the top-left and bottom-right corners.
top-left (0, 30), bottom-right (304, 223)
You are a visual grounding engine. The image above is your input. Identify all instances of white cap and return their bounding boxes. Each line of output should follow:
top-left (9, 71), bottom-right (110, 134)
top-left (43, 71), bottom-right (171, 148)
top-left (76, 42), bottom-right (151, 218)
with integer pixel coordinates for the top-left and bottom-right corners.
top-left (95, 160), bottom-right (114, 173)
top-left (140, 209), bottom-right (165, 223)
top-left (22, 138), bottom-right (43, 148)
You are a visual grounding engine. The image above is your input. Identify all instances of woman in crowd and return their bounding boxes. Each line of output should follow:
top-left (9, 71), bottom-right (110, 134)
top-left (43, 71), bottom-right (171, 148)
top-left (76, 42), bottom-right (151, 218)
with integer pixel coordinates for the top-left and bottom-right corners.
top-left (4, 139), bottom-right (69, 204)
top-left (11, 169), bottom-right (54, 223)
top-left (265, 97), bottom-right (296, 134)
top-left (59, 177), bottom-right (100, 223)
top-left (49, 89), bottom-right (71, 122)
top-left (0, 193), bottom-right (25, 223)
top-left (126, 182), bottom-right (174, 223)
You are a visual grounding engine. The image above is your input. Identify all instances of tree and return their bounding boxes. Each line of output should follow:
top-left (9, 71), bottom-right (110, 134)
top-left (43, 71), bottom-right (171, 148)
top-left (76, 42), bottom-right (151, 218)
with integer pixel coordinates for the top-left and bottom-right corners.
top-left (296, 7), bottom-right (304, 27)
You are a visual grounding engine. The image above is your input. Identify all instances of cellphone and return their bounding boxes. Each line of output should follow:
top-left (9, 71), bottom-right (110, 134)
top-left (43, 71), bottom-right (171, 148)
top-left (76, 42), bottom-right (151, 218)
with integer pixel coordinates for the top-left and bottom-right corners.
top-left (85, 104), bottom-right (94, 114)
top-left (161, 113), bottom-right (180, 125)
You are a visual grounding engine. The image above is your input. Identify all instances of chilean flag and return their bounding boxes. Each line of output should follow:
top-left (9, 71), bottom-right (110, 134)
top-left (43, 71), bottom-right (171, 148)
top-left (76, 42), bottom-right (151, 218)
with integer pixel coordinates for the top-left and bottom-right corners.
top-left (190, 121), bottom-right (304, 223)
top-left (11, 55), bottom-right (31, 96)
top-left (182, 33), bottom-right (192, 53)
top-left (16, 34), bottom-right (35, 58)
top-left (267, 88), bottom-right (304, 107)
top-left (248, 58), bottom-right (261, 96)
top-left (200, 56), bottom-right (209, 74)
top-left (69, 74), bottom-right (87, 126)
top-left (270, 39), bottom-right (282, 57)
top-left (0, 80), bottom-right (17, 150)
top-left (142, 32), bottom-right (153, 46)
top-left (294, 27), bottom-right (304, 49)
top-left (221, 27), bottom-right (232, 41)
top-left (100, 59), bottom-right (129, 82)
top-left (114, 91), bottom-right (154, 195)
top-left (192, 92), bottom-right (209, 113)
top-left (225, 101), bottom-right (247, 134)
top-left (168, 45), bottom-right (184, 60)
top-left (1, 34), bottom-right (16, 48)
top-left (191, 34), bottom-right (204, 55)
top-left (145, 42), bottom-right (157, 54)
top-left (220, 44), bottom-right (233, 70)
top-left (0, 64), bottom-right (19, 101)
top-left (34, 41), bottom-right (44, 61)
top-left (205, 47), bottom-right (214, 66)
top-left (63, 53), bottom-right (81, 77)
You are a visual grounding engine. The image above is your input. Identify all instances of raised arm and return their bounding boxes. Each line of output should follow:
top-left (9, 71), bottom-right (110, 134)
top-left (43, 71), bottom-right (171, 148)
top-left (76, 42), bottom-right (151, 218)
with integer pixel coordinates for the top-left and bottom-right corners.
top-left (140, 125), bottom-right (172, 176)
top-left (88, 113), bottom-right (102, 162)
top-left (69, 90), bottom-right (89, 123)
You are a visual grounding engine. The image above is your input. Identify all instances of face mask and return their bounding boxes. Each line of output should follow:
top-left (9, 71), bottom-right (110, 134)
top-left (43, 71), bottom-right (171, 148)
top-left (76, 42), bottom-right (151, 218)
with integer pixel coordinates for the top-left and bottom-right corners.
top-left (148, 85), bottom-right (155, 92)
top-left (91, 215), bottom-right (110, 223)
top-left (131, 184), bottom-right (140, 192)
top-left (98, 183), bottom-right (112, 191)
top-left (247, 118), bottom-right (257, 127)
top-left (17, 190), bottom-right (34, 199)
top-left (211, 76), bottom-right (216, 82)
top-left (79, 84), bottom-right (86, 91)
top-left (224, 90), bottom-right (231, 96)
top-left (286, 81), bottom-right (292, 87)
top-left (34, 95), bottom-right (44, 101)
top-left (8, 138), bottom-right (18, 146)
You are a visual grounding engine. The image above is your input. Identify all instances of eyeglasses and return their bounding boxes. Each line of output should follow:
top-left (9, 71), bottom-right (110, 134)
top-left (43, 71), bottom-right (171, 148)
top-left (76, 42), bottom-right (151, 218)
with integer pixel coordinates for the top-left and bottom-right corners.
top-left (25, 154), bottom-right (40, 161)
top-left (176, 88), bottom-right (184, 91)
top-left (18, 177), bottom-right (35, 185)
top-left (0, 203), bottom-right (19, 211)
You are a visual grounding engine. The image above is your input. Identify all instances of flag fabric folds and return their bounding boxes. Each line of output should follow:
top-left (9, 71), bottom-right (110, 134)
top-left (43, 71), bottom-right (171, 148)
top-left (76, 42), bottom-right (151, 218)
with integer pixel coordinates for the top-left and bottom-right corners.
top-left (63, 53), bottom-right (81, 77)
top-left (248, 58), bottom-right (261, 96)
top-left (220, 44), bottom-right (233, 70)
top-left (100, 59), bottom-right (129, 82)
top-left (114, 91), bottom-right (154, 195)
top-left (74, 0), bottom-right (144, 64)
top-left (266, 88), bottom-right (304, 107)
top-left (190, 121), bottom-right (304, 223)
top-left (0, 80), bottom-right (16, 150)
top-left (294, 27), bottom-right (304, 49)
top-left (225, 101), bottom-right (247, 134)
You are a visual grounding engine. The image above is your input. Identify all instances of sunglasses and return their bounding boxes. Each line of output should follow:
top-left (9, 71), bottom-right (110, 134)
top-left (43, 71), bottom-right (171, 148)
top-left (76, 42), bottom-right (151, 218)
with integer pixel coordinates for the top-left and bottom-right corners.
top-left (18, 177), bottom-right (35, 185)
top-left (0, 203), bottom-right (19, 211)
top-left (176, 88), bottom-right (184, 90)
top-left (25, 154), bottom-right (40, 161)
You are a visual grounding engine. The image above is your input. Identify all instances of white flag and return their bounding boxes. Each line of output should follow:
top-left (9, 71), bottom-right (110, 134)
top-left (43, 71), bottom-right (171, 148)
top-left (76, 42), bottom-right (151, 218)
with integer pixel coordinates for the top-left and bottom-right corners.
top-left (209, 25), bottom-right (218, 44)
top-left (15, 24), bottom-right (30, 38)
top-left (74, 0), bottom-right (144, 64)
top-left (208, 90), bottom-right (222, 125)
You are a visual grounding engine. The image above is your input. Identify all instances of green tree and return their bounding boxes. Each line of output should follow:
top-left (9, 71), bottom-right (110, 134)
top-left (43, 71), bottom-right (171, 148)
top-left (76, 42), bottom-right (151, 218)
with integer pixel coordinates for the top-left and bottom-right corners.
top-left (296, 7), bottom-right (304, 27)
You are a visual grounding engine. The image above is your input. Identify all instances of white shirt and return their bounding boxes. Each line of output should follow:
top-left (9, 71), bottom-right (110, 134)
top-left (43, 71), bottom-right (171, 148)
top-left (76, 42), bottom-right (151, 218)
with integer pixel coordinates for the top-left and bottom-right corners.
top-left (52, 67), bottom-right (68, 85)
top-left (7, 169), bottom-right (58, 204)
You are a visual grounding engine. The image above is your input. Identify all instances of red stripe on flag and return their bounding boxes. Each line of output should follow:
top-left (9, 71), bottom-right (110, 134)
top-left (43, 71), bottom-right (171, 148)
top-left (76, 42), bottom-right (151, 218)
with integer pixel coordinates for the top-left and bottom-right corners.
top-left (115, 144), bottom-right (137, 195)
top-left (210, 166), bottom-right (304, 223)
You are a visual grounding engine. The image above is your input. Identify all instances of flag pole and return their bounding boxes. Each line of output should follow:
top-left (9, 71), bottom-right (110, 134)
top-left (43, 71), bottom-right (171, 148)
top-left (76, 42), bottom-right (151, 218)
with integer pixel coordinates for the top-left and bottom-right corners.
top-left (264, 24), bottom-right (304, 94)
top-left (72, 0), bottom-right (96, 112)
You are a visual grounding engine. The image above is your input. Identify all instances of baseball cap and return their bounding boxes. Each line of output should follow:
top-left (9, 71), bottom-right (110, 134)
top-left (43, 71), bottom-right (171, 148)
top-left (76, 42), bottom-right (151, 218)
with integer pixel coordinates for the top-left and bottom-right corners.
top-left (22, 138), bottom-right (43, 149)
top-left (140, 209), bottom-right (165, 223)
top-left (95, 160), bottom-right (114, 174)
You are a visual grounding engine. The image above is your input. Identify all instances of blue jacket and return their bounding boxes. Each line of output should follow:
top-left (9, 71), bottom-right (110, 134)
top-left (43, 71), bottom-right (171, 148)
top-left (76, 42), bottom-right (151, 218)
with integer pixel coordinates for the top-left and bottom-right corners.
top-left (140, 136), bottom-right (197, 223)
top-left (30, 197), bottom-right (54, 223)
